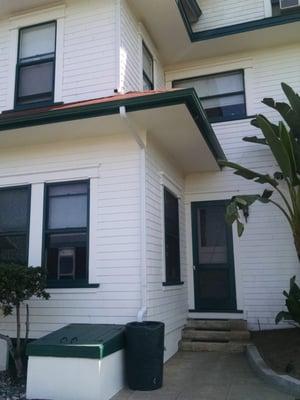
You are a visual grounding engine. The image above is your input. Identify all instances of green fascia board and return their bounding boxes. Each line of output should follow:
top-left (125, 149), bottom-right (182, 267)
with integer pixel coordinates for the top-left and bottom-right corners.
top-left (176, 0), bottom-right (300, 42)
top-left (26, 324), bottom-right (125, 360)
top-left (0, 88), bottom-right (226, 163)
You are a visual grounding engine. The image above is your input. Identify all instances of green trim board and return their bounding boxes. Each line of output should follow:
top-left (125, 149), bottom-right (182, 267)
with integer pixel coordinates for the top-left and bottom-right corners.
top-left (0, 89), bottom-right (226, 164)
top-left (176, 0), bottom-right (300, 42)
top-left (46, 280), bottom-right (99, 289)
top-left (26, 324), bottom-right (125, 359)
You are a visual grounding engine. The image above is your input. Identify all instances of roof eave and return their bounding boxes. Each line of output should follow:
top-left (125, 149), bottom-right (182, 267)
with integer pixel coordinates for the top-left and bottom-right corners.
top-left (0, 89), bottom-right (226, 165)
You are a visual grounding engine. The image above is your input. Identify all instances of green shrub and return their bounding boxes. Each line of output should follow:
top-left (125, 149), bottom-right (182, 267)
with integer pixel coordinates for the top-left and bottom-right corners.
top-left (276, 276), bottom-right (300, 327)
top-left (0, 263), bottom-right (49, 377)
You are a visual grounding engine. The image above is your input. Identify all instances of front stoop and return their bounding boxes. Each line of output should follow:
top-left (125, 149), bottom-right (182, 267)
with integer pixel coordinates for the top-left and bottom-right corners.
top-left (179, 319), bottom-right (250, 353)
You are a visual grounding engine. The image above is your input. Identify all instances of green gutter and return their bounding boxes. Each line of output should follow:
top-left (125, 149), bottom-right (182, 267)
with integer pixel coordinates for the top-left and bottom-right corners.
top-left (176, 0), bottom-right (300, 42)
top-left (0, 88), bottom-right (226, 164)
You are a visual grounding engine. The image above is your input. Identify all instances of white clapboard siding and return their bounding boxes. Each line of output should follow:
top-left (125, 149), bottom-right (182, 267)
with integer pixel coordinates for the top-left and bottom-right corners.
top-left (62, 0), bottom-right (117, 102)
top-left (0, 134), bottom-right (142, 338)
top-left (0, 0), bottom-right (117, 113)
top-left (0, 20), bottom-right (9, 112)
top-left (120, 0), bottom-right (141, 92)
top-left (193, 0), bottom-right (266, 32)
top-left (120, 0), bottom-right (165, 92)
top-left (166, 43), bottom-right (300, 331)
top-left (145, 137), bottom-right (188, 358)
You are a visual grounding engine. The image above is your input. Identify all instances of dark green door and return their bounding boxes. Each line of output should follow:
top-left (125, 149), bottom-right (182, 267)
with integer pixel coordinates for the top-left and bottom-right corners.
top-left (191, 201), bottom-right (236, 312)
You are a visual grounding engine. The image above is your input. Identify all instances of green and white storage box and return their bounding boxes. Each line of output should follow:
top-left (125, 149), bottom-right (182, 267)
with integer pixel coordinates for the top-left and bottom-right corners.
top-left (26, 324), bottom-right (125, 400)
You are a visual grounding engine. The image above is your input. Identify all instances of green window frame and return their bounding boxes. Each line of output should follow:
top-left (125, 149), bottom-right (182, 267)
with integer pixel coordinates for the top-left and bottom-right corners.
top-left (163, 187), bottom-right (183, 286)
top-left (43, 180), bottom-right (95, 288)
top-left (0, 185), bottom-right (31, 265)
top-left (173, 69), bottom-right (247, 123)
top-left (15, 21), bottom-right (57, 109)
top-left (142, 42), bottom-right (154, 90)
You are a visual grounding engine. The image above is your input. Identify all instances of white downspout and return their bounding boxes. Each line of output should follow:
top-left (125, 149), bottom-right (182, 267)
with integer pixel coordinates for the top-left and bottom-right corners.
top-left (119, 106), bottom-right (147, 322)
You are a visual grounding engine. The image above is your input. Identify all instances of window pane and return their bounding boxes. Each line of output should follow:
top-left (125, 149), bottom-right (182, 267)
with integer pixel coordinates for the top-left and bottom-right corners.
top-left (49, 183), bottom-right (88, 197)
top-left (46, 233), bottom-right (87, 280)
top-left (198, 270), bottom-right (229, 300)
top-left (197, 207), bottom-right (227, 264)
top-left (143, 77), bottom-right (153, 91)
top-left (143, 44), bottom-right (153, 82)
top-left (173, 71), bottom-right (243, 98)
top-left (165, 235), bottom-right (180, 282)
top-left (0, 187), bottom-right (29, 232)
top-left (0, 235), bottom-right (27, 264)
top-left (48, 194), bottom-right (87, 229)
top-left (202, 94), bottom-right (245, 121)
top-left (164, 188), bottom-right (181, 283)
top-left (18, 61), bottom-right (54, 99)
top-left (19, 22), bottom-right (56, 60)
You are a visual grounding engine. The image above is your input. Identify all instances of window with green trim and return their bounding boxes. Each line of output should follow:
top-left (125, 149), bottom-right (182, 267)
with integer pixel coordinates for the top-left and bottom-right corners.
top-left (0, 186), bottom-right (31, 265)
top-left (173, 70), bottom-right (246, 123)
top-left (44, 181), bottom-right (89, 283)
top-left (15, 21), bottom-right (56, 108)
top-left (164, 187), bottom-right (181, 285)
top-left (142, 42), bottom-right (154, 90)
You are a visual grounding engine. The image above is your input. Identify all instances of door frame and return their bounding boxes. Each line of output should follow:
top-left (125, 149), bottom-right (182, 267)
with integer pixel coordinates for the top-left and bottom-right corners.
top-left (191, 200), bottom-right (237, 312)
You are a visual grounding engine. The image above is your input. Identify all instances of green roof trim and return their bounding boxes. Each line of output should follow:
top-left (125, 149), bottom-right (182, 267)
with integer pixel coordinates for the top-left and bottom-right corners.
top-left (0, 88), bottom-right (226, 164)
top-left (176, 0), bottom-right (300, 42)
top-left (26, 324), bottom-right (125, 359)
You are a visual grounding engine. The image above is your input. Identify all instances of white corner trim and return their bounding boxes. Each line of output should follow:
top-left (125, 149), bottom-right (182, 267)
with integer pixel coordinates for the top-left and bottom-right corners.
top-left (9, 5), bottom-right (65, 29)
top-left (264, 0), bottom-right (273, 17)
top-left (115, 0), bottom-right (121, 92)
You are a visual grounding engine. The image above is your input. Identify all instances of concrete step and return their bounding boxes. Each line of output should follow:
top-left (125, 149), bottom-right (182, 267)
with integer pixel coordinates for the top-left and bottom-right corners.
top-left (179, 340), bottom-right (249, 353)
top-left (182, 329), bottom-right (250, 342)
top-left (186, 319), bottom-right (247, 331)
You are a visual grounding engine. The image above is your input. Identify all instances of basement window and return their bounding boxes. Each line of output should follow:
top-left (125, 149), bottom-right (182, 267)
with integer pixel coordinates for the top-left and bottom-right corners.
top-left (173, 70), bottom-right (247, 123)
top-left (44, 181), bottom-right (89, 286)
top-left (163, 187), bottom-right (182, 286)
top-left (15, 21), bottom-right (56, 108)
top-left (0, 186), bottom-right (31, 265)
top-left (142, 42), bottom-right (154, 90)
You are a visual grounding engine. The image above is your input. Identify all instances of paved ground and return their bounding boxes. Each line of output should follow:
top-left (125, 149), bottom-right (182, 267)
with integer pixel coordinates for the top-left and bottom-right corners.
top-left (113, 351), bottom-right (294, 400)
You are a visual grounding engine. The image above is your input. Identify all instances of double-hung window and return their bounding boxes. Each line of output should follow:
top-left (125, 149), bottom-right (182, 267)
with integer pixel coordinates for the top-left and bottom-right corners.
top-left (0, 186), bottom-right (31, 265)
top-left (44, 181), bottom-right (89, 285)
top-left (142, 42), bottom-right (154, 90)
top-left (173, 70), bottom-right (246, 123)
top-left (163, 187), bottom-right (181, 285)
top-left (15, 21), bottom-right (56, 107)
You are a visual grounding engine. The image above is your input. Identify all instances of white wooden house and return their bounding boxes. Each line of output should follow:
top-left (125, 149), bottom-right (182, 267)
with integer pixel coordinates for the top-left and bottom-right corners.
top-left (0, 0), bottom-right (299, 364)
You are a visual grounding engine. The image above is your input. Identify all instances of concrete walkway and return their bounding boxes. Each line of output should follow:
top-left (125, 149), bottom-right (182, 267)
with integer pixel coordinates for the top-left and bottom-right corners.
top-left (113, 352), bottom-right (294, 400)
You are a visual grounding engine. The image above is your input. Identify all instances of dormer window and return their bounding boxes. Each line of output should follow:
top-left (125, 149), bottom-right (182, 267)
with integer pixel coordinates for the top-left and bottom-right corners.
top-left (142, 42), bottom-right (154, 90)
top-left (15, 21), bottom-right (56, 108)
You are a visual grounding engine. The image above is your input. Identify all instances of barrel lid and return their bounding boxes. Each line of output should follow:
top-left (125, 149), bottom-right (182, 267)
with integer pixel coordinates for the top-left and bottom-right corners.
top-left (27, 324), bottom-right (125, 359)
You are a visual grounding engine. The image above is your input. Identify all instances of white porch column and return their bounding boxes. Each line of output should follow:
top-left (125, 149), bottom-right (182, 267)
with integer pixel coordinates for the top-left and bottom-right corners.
top-left (28, 183), bottom-right (44, 267)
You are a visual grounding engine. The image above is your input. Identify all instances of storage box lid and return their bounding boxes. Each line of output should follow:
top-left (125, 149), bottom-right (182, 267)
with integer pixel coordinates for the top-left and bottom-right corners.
top-left (27, 324), bottom-right (125, 359)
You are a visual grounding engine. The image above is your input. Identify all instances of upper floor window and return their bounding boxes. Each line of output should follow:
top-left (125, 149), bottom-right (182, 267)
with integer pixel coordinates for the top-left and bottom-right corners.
top-left (173, 70), bottom-right (246, 123)
top-left (163, 187), bottom-right (181, 286)
top-left (44, 181), bottom-right (89, 285)
top-left (15, 21), bottom-right (56, 108)
top-left (0, 186), bottom-right (31, 265)
top-left (142, 42), bottom-right (154, 90)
